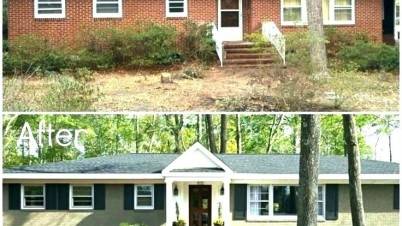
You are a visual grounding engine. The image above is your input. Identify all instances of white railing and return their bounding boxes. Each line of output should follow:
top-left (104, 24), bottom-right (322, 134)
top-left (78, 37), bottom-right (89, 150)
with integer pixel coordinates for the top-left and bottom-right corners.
top-left (211, 23), bottom-right (224, 67)
top-left (262, 21), bottom-right (286, 65)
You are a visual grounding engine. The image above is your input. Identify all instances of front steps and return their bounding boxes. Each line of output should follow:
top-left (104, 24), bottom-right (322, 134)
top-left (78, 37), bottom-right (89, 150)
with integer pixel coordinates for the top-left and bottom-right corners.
top-left (222, 41), bottom-right (275, 67)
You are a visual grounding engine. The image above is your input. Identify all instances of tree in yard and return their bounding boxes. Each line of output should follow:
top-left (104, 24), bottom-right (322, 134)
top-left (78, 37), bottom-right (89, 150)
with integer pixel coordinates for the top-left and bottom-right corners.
top-left (307, 0), bottom-right (328, 79)
top-left (343, 115), bottom-right (366, 226)
top-left (220, 114), bottom-right (227, 153)
top-left (266, 114), bottom-right (284, 153)
top-left (165, 115), bottom-right (184, 153)
top-left (197, 114), bottom-right (202, 142)
top-left (297, 115), bottom-right (320, 226)
top-left (236, 114), bottom-right (242, 154)
top-left (206, 115), bottom-right (218, 153)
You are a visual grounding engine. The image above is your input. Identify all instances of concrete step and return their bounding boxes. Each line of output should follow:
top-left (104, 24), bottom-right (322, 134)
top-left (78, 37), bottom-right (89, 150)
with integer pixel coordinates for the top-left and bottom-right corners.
top-left (224, 58), bottom-right (274, 65)
top-left (225, 53), bottom-right (273, 59)
top-left (223, 41), bottom-right (255, 49)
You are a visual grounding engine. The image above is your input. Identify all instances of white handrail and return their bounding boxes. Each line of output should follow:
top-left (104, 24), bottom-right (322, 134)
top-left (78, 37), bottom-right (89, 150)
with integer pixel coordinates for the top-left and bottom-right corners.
top-left (262, 21), bottom-right (286, 65)
top-left (211, 23), bottom-right (224, 67)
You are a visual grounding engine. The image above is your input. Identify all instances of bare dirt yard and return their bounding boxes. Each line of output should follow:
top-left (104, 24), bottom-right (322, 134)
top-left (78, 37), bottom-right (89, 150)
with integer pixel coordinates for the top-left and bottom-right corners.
top-left (4, 64), bottom-right (399, 112)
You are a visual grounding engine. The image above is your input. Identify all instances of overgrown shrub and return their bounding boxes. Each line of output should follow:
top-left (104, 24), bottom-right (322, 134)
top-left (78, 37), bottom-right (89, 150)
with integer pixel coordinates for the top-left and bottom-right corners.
top-left (4, 35), bottom-right (70, 75)
top-left (83, 23), bottom-right (181, 67)
top-left (338, 40), bottom-right (399, 71)
top-left (324, 27), bottom-right (370, 57)
top-left (42, 68), bottom-right (101, 111)
top-left (180, 20), bottom-right (216, 63)
top-left (284, 31), bottom-right (311, 71)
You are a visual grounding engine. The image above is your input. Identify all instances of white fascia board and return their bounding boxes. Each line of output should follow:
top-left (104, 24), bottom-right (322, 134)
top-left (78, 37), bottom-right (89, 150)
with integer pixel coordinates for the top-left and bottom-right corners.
top-left (231, 173), bottom-right (400, 184)
top-left (3, 173), bottom-right (163, 180)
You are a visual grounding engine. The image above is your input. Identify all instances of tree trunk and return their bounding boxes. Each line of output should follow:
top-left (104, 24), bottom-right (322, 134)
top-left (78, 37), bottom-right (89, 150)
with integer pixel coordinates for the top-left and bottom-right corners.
top-left (197, 114), bottom-right (202, 142)
top-left (297, 115), bottom-right (320, 226)
top-left (389, 135), bottom-right (392, 162)
top-left (236, 114), bottom-right (242, 154)
top-left (165, 115), bottom-right (183, 153)
top-left (266, 115), bottom-right (284, 154)
top-left (220, 115), bottom-right (227, 154)
top-left (133, 116), bottom-right (139, 153)
top-left (307, 0), bottom-right (328, 79)
top-left (206, 115), bottom-right (218, 153)
top-left (343, 115), bottom-right (366, 226)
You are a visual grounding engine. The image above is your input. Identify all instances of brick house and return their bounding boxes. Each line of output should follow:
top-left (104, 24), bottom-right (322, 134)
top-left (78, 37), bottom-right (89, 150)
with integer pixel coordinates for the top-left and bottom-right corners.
top-left (8, 0), bottom-right (400, 43)
top-left (3, 143), bottom-right (400, 226)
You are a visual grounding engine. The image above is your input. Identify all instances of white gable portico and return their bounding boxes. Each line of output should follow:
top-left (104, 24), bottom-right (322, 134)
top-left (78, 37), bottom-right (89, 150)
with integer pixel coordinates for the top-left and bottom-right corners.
top-left (162, 143), bottom-right (232, 226)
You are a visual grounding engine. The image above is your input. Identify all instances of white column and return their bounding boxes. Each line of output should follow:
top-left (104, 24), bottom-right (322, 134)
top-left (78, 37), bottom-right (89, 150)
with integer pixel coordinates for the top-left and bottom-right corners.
top-left (223, 179), bottom-right (231, 226)
top-left (165, 179), bottom-right (174, 226)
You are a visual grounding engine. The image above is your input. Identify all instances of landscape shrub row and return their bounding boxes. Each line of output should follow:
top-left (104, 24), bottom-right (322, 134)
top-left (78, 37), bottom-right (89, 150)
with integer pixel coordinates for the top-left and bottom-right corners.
top-left (4, 21), bottom-right (216, 75)
top-left (285, 28), bottom-right (399, 72)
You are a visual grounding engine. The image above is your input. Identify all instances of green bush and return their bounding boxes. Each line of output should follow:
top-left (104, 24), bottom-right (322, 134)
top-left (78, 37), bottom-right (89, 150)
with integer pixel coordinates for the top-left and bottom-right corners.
top-left (4, 35), bottom-right (70, 75)
top-left (338, 40), bottom-right (399, 71)
top-left (180, 20), bottom-right (216, 63)
top-left (83, 23), bottom-right (181, 67)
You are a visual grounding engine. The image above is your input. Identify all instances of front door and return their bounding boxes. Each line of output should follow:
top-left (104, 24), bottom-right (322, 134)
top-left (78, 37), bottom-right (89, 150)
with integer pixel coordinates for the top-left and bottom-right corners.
top-left (218, 0), bottom-right (243, 41)
top-left (189, 185), bottom-right (212, 226)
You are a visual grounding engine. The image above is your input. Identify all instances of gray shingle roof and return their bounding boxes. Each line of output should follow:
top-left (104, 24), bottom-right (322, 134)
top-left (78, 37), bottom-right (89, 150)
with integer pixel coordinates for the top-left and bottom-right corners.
top-left (4, 153), bottom-right (399, 174)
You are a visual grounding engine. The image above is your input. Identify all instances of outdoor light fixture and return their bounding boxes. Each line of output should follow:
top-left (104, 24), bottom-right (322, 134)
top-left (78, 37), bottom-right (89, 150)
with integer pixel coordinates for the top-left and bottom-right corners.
top-left (174, 185), bottom-right (179, 196)
top-left (220, 186), bottom-right (224, 195)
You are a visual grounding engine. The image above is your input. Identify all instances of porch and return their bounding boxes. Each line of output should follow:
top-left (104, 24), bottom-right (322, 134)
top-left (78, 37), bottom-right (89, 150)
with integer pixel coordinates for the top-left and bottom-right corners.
top-left (165, 178), bottom-right (231, 226)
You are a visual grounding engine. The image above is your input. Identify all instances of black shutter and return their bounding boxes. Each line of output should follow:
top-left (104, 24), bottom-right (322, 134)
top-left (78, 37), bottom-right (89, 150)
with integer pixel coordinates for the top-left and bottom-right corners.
top-left (45, 184), bottom-right (58, 210)
top-left (57, 184), bottom-right (70, 210)
top-left (124, 184), bottom-right (134, 210)
top-left (233, 184), bottom-right (247, 220)
top-left (94, 184), bottom-right (106, 210)
top-left (9, 184), bottom-right (21, 210)
top-left (325, 184), bottom-right (339, 220)
top-left (394, 185), bottom-right (399, 210)
top-left (154, 184), bottom-right (166, 210)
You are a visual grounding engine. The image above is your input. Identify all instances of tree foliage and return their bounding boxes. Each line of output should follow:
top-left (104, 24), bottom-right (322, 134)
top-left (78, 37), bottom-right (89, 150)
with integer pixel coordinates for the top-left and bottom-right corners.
top-left (3, 114), bottom-right (397, 167)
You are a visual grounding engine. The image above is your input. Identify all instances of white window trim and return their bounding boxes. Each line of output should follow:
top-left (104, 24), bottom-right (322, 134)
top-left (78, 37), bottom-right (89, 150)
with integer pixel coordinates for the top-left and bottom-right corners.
top-left (34, 0), bottom-right (66, 19)
top-left (165, 0), bottom-right (188, 18)
top-left (281, 0), bottom-right (308, 26)
top-left (69, 184), bottom-right (94, 210)
top-left (21, 184), bottom-right (46, 210)
top-left (93, 0), bottom-right (123, 18)
top-left (134, 184), bottom-right (154, 210)
top-left (324, 0), bottom-right (355, 25)
top-left (246, 184), bottom-right (326, 221)
top-left (281, 0), bottom-right (355, 26)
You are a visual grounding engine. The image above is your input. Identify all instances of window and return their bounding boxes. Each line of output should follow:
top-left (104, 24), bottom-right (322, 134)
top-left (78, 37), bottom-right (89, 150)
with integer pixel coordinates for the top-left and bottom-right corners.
top-left (134, 185), bottom-right (154, 209)
top-left (281, 0), bottom-right (355, 25)
top-left (281, 0), bottom-right (307, 25)
top-left (21, 185), bottom-right (45, 209)
top-left (70, 185), bottom-right (94, 209)
top-left (273, 186), bottom-right (297, 216)
top-left (248, 185), bottom-right (270, 219)
top-left (323, 0), bottom-right (355, 24)
top-left (247, 185), bottom-right (325, 221)
top-left (93, 0), bottom-right (123, 18)
top-left (333, 0), bottom-right (353, 22)
top-left (166, 0), bottom-right (188, 17)
top-left (34, 0), bottom-right (66, 19)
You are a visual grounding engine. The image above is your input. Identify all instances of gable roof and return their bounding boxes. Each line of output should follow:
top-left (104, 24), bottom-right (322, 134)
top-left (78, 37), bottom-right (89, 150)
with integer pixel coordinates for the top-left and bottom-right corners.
top-left (162, 142), bottom-right (232, 174)
top-left (4, 153), bottom-right (399, 175)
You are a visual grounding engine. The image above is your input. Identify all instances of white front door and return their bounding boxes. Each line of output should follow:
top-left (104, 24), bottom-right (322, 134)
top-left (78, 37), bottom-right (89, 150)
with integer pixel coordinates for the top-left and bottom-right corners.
top-left (218, 0), bottom-right (243, 41)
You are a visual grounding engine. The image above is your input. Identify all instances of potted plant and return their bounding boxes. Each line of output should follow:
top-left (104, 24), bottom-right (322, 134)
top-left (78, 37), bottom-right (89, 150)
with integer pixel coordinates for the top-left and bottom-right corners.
top-left (173, 219), bottom-right (185, 226)
top-left (213, 219), bottom-right (224, 226)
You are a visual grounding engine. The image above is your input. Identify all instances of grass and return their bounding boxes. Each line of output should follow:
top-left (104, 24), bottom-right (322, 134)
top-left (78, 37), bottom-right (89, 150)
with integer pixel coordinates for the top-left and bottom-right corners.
top-left (3, 65), bottom-right (399, 112)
